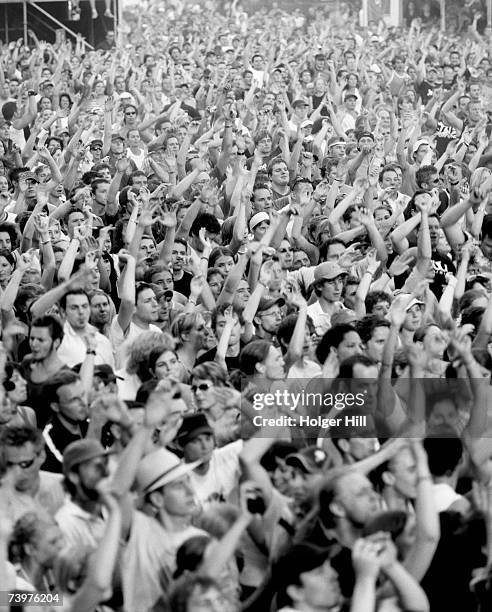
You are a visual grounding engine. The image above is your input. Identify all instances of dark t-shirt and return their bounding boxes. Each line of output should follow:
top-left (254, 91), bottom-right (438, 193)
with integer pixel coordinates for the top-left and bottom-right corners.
top-left (174, 271), bottom-right (193, 298)
top-left (195, 345), bottom-right (242, 371)
top-left (41, 417), bottom-right (88, 473)
top-left (430, 250), bottom-right (456, 300)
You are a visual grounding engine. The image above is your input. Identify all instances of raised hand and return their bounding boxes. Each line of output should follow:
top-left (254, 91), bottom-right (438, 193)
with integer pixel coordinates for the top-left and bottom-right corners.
top-left (388, 293), bottom-right (413, 328)
top-left (352, 538), bottom-right (382, 580)
top-left (198, 227), bottom-right (212, 251)
top-left (116, 157), bottom-right (130, 174)
top-left (387, 252), bottom-right (415, 277)
top-left (33, 213), bottom-right (50, 236)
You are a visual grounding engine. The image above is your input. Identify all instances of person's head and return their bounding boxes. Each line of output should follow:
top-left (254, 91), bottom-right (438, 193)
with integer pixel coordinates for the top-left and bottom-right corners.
top-left (64, 207), bottom-right (86, 239)
top-left (190, 213), bottom-right (221, 253)
top-left (318, 470), bottom-right (380, 531)
top-left (426, 392), bottom-right (461, 433)
top-left (0, 248), bottom-right (14, 285)
top-left (365, 291), bottom-right (391, 319)
top-left (169, 574), bottom-right (226, 612)
top-left (29, 315), bottom-right (64, 361)
top-left (381, 444), bottom-right (418, 500)
top-left (88, 290), bottom-right (113, 328)
top-left (252, 183), bottom-right (273, 213)
top-left (91, 178), bottom-right (110, 208)
top-left (415, 165), bottom-right (439, 190)
top-left (9, 512), bottom-right (64, 570)
top-left (177, 413), bottom-right (215, 466)
top-left (356, 316), bottom-right (390, 364)
top-left (337, 355), bottom-right (379, 410)
top-left (232, 278), bottom-right (251, 310)
top-left (318, 238), bottom-right (345, 263)
top-left (423, 435), bottom-right (463, 480)
top-left (481, 218), bottom-right (492, 261)
top-left (313, 262), bottom-right (347, 302)
top-left (277, 314), bottom-right (316, 359)
top-left (239, 340), bottom-right (285, 380)
top-left (253, 297), bottom-right (285, 337)
top-left (277, 238), bottom-right (293, 269)
top-left (211, 303), bottom-right (243, 349)
top-left (209, 247), bottom-right (234, 276)
top-left (379, 165), bottom-right (399, 191)
top-left (0, 222), bottom-right (18, 251)
top-left (171, 312), bottom-right (208, 352)
top-left (274, 544), bottom-right (342, 612)
top-left (402, 299), bottom-right (424, 332)
top-left (267, 156), bottom-right (289, 187)
top-left (47, 370), bottom-right (87, 424)
top-left (62, 439), bottom-right (110, 502)
top-left (171, 238), bottom-right (188, 272)
top-left (134, 282), bottom-right (158, 324)
top-left (414, 323), bottom-right (448, 359)
top-left (1, 426), bottom-right (46, 493)
top-left (60, 289), bottom-right (91, 331)
top-left (123, 104), bottom-right (138, 124)
top-left (316, 324), bottom-right (362, 365)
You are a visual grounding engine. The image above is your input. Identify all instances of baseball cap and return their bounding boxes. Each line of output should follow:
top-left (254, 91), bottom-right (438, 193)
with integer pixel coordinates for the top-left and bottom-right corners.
top-left (63, 439), bottom-right (113, 474)
top-left (249, 211), bottom-right (270, 231)
top-left (20, 171), bottom-right (39, 183)
top-left (271, 543), bottom-right (331, 592)
top-left (285, 447), bottom-right (329, 474)
top-left (357, 131), bottom-right (375, 142)
top-left (90, 139), bottom-right (103, 148)
top-left (406, 297), bottom-right (425, 311)
top-left (94, 364), bottom-right (123, 381)
top-left (292, 98), bottom-right (309, 108)
top-left (136, 447), bottom-right (202, 494)
top-left (330, 310), bottom-right (358, 327)
top-left (412, 139), bottom-right (430, 156)
top-left (314, 262), bottom-right (347, 283)
top-left (257, 296), bottom-right (286, 312)
top-left (344, 92), bottom-right (357, 100)
top-left (177, 413), bottom-right (214, 447)
top-left (111, 133), bottom-right (125, 141)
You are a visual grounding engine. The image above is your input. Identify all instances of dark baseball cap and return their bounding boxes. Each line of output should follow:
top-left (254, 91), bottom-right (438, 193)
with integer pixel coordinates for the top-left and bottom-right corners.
top-left (177, 413), bottom-right (213, 447)
top-left (257, 296), bottom-right (285, 312)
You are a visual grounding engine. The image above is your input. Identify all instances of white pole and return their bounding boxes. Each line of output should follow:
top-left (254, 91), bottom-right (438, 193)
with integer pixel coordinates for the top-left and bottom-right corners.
top-left (440, 0), bottom-right (445, 33)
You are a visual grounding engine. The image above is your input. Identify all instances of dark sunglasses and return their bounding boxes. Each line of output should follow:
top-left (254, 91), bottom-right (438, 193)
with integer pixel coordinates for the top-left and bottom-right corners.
top-left (191, 383), bottom-right (213, 393)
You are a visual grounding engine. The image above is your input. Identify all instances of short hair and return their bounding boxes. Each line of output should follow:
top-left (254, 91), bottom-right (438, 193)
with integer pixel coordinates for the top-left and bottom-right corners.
top-left (459, 289), bottom-right (486, 312)
top-left (128, 170), bottom-right (146, 185)
top-left (379, 164), bottom-right (398, 183)
top-left (416, 165), bottom-right (438, 188)
top-left (135, 282), bottom-right (156, 305)
top-left (365, 291), bottom-right (392, 314)
top-left (337, 354), bottom-right (378, 379)
top-left (423, 435), bottom-right (463, 476)
top-left (0, 248), bottom-right (15, 267)
top-left (29, 315), bottom-right (64, 342)
top-left (44, 370), bottom-right (81, 404)
top-left (239, 340), bottom-right (271, 375)
top-left (190, 213), bottom-right (221, 237)
top-left (15, 283), bottom-right (44, 314)
top-left (0, 426), bottom-right (43, 451)
top-left (90, 178), bottom-right (110, 194)
top-left (267, 156), bottom-right (287, 176)
top-left (59, 289), bottom-right (90, 311)
top-left (191, 361), bottom-right (229, 386)
top-left (169, 575), bottom-right (222, 612)
top-left (316, 324), bottom-right (357, 364)
top-left (355, 315), bottom-right (390, 344)
top-left (210, 302), bottom-right (243, 329)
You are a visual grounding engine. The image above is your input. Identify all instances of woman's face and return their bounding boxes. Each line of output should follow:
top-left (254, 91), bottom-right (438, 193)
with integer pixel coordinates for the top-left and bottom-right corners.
top-left (403, 304), bottom-right (423, 331)
top-left (60, 95), bottom-right (71, 109)
top-left (191, 377), bottom-right (216, 411)
top-left (214, 255), bottom-right (234, 276)
top-left (347, 74), bottom-right (358, 88)
top-left (0, 175), bottom-right (9, 193)
top-left (0, 255), bottom-right (13, 285)
top-left (154, 350), bottom-right (180, 382)
top-left (33, 523), bottom-right (64, 568)
top-left (278, 239), bottom-right (293, 269)
top-left (428, 399), bottom-right (459, 432)
top-left (7, 369), bottom-right (28, 404)
top-left (422, 325), bottom-right (447, 358)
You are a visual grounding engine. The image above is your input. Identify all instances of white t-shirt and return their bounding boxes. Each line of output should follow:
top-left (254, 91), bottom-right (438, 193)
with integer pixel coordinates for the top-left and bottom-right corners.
top-left (109, 317), bottom-right (161, 369)
top-left (189, 440), bottom-right (243, 508)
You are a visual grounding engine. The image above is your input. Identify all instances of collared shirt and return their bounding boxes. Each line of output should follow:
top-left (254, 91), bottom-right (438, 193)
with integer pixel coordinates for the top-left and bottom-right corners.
top-left (57, 322), bottom-right (115, 368)
top-left (109, 317), bottom-right (161, 369)
top-left (55, 498), bottom-right (107, 549)
top-left (307, 300), bottom-right (347, 337)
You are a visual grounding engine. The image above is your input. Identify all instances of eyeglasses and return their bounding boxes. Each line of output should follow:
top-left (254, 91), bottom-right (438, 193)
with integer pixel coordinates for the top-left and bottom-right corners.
top-left (191, 382), bottom-right (213, 393)
top-left (91, 145), bottom-right (102, 151)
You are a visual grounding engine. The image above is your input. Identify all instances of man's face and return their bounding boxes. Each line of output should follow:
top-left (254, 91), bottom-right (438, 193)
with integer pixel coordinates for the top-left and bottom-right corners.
top-left (77, 455), bottom-right (109, 495)
top-left (0, 230), bottom-right (11, 251)
top-left (161, 475), bottom-right (196, 516)
top-left (335, 472), bottom-right (380, 525)
top-left (56, 380), bottom-right (88, 421)
top-left (5, 441), bottom-right (44, 492)
top-left (262, 346), bottom-right (285, 380)
top-left (270, 161), bottom-right (289, 187)
top-left (171, 243), bottom-right (187, 270)
top-left (365, 325), bottom-right (390, 363)
top-left (380, 170), bottom-right (398, 190)
top-left (330, 143), bottom-right (346, 159)
top-left (0, 123), bottom-right (10, 141)
top-left (67, 211), bottom-right (85, 237)
top-left (372, 300), bottom-right (390, 319)
top-left (90, 294), bottom-right (111, 325)
top-left (294, 561), bottom-right (342, 610)
top-left (253, 188), bottom-right (273, 212)
top-left (428, 216), bottom-right (440, 248)
top-left (345, 96), bottom-right (357, 110)
top-left (469, 84), bottom-right (481, 99)
top-left (151, 270), bottom-right (173, 292)
top-left (358, 137), bottom-right (374, 152)
top-left (136, 288), bottom-right (158, 322)
top-left (30, 325), bottom-right (56, 361)
top-left (325, 243), bottom-right (345, 262)
top-left (111, 138), bottom-right (125, 153)
top-left (294, 103), bottom-right (309, 120)
top-left (233, 279), bottom-right (250, 309)
top-left (93, 182), bottom-right (109, 206)
top-left (388, 446), bottom-right (417, 499)
top-left (293, 250), bottom-right (310, 270)
top-left (132, 175), bottom-right (147, 188)
top-left (320, 277), bottom-right (344, 302)
top-left (183, 432), bottom-right (215, 464)
top-left (257, 136), bottom-right (272, 155)
top-left (128, 130), bottom-right (141, 146)
top-left (349, 364), bottom-right (379, 411)
top-left (215, 312), bottom-right (242, 347)
top-left (403, 304), bottom-right (423, 331)
top-left (139, 237), bottom-right (156, 258)
top-left (64, 293), bottom-right (90, 331)
top-left (252, 55), bottom-right (264, 70)
top-left (256, 304), bottom-right (283, 334)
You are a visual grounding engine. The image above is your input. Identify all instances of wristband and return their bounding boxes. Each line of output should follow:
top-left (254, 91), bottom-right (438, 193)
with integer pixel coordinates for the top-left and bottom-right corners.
top-left (86, 349), bottom-right (96, 355)
top-left (41, 240), bottom-right (51, 245)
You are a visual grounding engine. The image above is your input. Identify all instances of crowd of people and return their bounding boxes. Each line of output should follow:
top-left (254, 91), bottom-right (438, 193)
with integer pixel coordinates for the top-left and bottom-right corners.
top-left (1, 0), bottom-right (492, 610)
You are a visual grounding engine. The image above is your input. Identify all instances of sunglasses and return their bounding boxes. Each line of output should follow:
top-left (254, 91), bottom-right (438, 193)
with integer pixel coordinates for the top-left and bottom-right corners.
top-left (91, 146), bottom-right (102, 151)
top-left (191, 382), bottom-right (213, 393)
top-left (125, 111), bottom-right (136, 116)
